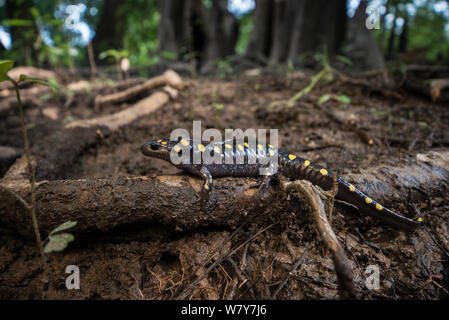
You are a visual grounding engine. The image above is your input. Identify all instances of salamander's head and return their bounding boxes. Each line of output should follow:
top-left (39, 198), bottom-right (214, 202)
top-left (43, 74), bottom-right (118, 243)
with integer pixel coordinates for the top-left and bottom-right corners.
top-left (141, 138), bottom-right (175, 161)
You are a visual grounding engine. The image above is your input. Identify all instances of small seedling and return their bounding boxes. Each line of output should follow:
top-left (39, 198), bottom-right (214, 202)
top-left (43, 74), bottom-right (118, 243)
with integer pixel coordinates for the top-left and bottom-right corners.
top-left (289, 48), bottom-right (353, 105)
top-left (99, 49), bottom-right (130, 80)
top-left (214, 103), bottom-right (224, 116)
top-left (319, 94), bottom-right (351, 105)
top-left (0, 60), bottom-right (76, 284)
top-left (417, 121), bottom-right (428, 128)
top-left (44, 221), bottom-right (77, 253)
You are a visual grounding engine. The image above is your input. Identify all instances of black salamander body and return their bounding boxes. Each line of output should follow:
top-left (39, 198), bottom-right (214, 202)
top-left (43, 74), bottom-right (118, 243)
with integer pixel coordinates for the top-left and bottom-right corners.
top-left (141, 138), bottom-right (422, 231)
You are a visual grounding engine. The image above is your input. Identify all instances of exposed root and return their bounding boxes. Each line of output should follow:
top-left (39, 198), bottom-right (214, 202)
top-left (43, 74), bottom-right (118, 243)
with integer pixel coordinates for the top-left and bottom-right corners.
top-left (282, 179), bottom-right (357, 299)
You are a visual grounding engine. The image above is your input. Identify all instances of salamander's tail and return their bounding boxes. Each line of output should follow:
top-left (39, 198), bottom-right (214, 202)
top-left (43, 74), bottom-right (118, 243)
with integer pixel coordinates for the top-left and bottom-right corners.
top-left (336, 176), bottom-right (422, 231)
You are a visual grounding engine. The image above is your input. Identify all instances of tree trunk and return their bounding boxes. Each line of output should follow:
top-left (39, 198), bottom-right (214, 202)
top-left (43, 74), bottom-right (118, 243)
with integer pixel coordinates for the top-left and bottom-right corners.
top-left (345, 0), bottom-right (385, 69)
top-left (386, 14), bottom-right (397, 59)
top-left (245, 0), bottom-right (274, 61)
top-left (92, 0), bottom-right (127, 57)
top-left (157, 0), bottom-right (190, 57)
top-left (295, 0), bottom-right (346, 56)
top-left (246, 0), bottom-right (347, 64)
top-left (269, 0), bottom-right (289, 63)
top-left (287, 0), bottom-right (307, 62)
top-left (201, 0), bottom-right (239, 70)
top-left (398, 14), bottom-right (408, 53)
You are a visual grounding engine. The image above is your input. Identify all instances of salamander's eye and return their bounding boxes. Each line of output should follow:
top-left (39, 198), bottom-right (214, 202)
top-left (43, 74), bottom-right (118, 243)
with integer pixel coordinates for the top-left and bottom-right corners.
top-left (150, 142), bottom-right (161, 150)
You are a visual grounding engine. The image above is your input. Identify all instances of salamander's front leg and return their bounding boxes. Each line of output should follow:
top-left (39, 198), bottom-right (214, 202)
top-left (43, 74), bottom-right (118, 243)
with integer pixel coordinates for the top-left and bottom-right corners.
top-left (198, 167), bottom-right (213, 201)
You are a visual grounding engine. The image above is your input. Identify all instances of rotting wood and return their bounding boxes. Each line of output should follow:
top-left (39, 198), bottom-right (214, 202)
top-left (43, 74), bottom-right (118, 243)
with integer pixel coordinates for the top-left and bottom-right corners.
top-left (0, 149), bottom-right (448, 239)
top-left (66, 90), bottom-right (174, 130)
top-left (94, 69), bottom-right (183, 108)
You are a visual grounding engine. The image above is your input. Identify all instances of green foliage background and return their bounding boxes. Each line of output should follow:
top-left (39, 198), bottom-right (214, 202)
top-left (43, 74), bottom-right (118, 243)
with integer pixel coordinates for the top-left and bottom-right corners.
top-left (0, 0), bottom-right (448, 68)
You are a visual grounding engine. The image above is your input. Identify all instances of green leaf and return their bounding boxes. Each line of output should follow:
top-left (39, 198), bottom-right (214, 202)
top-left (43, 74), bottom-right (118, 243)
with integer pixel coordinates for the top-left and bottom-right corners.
top-left (44, 233), bottom-right (75, 253)
top-left (160, 50), bottom-right (177, 60)
top-left (99, 49), bottom-right (119, 60)
top-left (318, 94), bottom-right (331, 105)
top-left (29, 8), bottom-right (40, 19)
top-left (1, 19), bottom-right (34, 27)
top-left (214, 103), bottom-right (224, 111)
top-left (0, 60), bottom-right (14, 82)
top-left (335, 55), bottom-right (353, 66)
top-left (335, 94), bottom-right (351, 104)
top-left (18, 75), bottom-right (60, 90)
top-left (50, 220), bottom-right (77, 236)
top-left (417, 121), bottom-right (428, 127)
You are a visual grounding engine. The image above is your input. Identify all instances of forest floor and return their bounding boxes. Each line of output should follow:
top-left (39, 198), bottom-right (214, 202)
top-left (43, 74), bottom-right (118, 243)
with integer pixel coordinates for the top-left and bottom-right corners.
top-left (0, 67), bottom-right (448, 299)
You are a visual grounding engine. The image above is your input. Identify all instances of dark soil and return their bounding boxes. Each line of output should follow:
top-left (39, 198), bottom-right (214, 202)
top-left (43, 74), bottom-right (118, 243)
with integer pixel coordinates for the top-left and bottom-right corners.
top-left (0, 70), bottom-right (448, 299)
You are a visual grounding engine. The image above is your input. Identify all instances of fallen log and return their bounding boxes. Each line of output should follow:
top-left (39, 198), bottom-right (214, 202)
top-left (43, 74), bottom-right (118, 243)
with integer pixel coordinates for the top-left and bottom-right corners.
top-left (0, 149), bottom-right (448, 238)
top-left (94, 69), bottom-right (183, 108)
top-left (66, 89), bottom-right (174, 130)
top-left (404, 78), bottom-right (449, 102)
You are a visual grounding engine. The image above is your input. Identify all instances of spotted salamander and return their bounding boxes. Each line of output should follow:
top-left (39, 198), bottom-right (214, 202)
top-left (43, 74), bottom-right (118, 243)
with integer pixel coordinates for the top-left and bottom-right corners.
top-left (141, 138), bottom-right (423, 231)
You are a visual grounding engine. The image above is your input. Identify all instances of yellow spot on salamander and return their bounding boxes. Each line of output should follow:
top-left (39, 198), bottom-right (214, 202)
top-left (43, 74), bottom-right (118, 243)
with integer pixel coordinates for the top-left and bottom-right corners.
top-left (365, 197), bottom-right (373, 204)
top-left (244, 142), bottom-right (249, 147)
top-left (161, 141), bottom-right (167, 145)
top-left (304, 160), bottom-right (310, 167)
top-left (288, 154), bottom-right (296, 160)
top-left (181, 139), bottom-right (189, 146)
top-left (257, 144), bottom-right (263, 151)
top-left (320, 168), bottom-right (328, 176)
top-left (174, 145), bottom-right (181, 152)
top-left (269, 149), bottom-right (275, 156)
top-left (204, 184), bottom-right (209, 190)
top-left (417, 217), bottom-right (423, 222)
top-left (349, 184), bottom-right (356, 192)
top-left (375, 203), bottom-right (383, 211)
top-left (238, 144), bottom-right (244, 151)
top-left (225, 143), bottom-right (232, 149)
top-left (198, 144), bottom-right (205, 152)
top-left (214, 146), bottom-right (221, 153)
